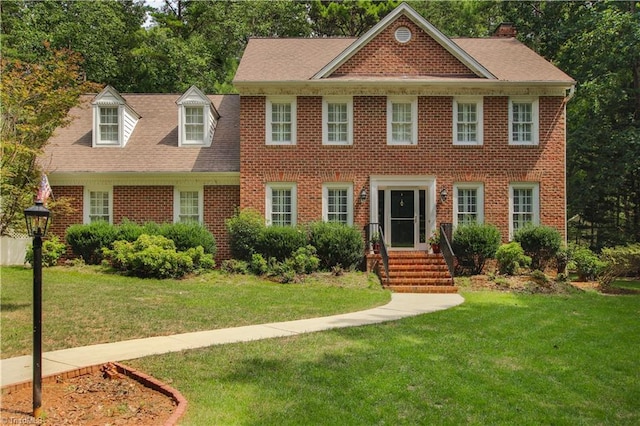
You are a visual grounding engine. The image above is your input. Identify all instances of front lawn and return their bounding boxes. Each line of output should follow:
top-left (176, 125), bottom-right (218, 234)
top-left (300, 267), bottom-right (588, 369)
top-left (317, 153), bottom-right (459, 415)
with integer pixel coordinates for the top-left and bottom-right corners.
top-left (0, 266), bottom-right (389, 358)
top-left (130, 290), bottom-right (640, 425)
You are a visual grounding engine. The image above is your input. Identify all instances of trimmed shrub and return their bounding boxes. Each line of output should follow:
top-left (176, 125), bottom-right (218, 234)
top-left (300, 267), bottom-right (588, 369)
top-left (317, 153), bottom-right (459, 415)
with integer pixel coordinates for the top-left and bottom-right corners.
top-left (514, 225), bottom-right (562, 271)
top-left (249, 253), bottom-right (268, 275)
top-left (289, 245), bottom-right (320, 274)
top-left (257, 225), bottom-right (307, 261)
top-left (495, 242), bottom-right (531, 275)
top-left (452, 224), bottom-right (501, 275)
top-left (570, 245), bottom-right (606, 281)
top-left (225, 209), bottom-right (265, 261)
top-left (25, 235), bottom-right (66, 267)
top-left (66, 221), bottom-right (118, 264)
top-left (308, 222), bottom-right (364, 270)
top-left (114, 219), bottom-right (145, 242)
top-left (102, 234), bottom-right (214, 279)
top-left (159, 222), bottom-right (216, 255)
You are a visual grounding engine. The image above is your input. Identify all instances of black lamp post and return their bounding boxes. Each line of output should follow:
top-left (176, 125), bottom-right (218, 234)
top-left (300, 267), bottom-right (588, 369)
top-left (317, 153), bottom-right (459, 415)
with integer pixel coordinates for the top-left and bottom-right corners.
top-left (24, 200), bottom-right (50, 419)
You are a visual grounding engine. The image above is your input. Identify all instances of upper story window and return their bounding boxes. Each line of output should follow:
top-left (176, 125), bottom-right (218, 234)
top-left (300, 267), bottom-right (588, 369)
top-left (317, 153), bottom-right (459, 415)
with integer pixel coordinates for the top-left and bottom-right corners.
top-left (453, 97), bottom-right (483, 145)
top-left (266, 183), bottom-right (297, 226)
top-left (509, 98), bottom-right (539, 145)
top-left (266, 97), bottom-right (296, 145)
top-left (323, 97), bottom-right (353, 145)
top-left (174, 187), bottom-right (203, 223)
top-left (84, 186), bottom-right (112, 224)
top-left (322, 183), bottom-right (354, 225)
top-left (177, 86), bottom-right (219, 147)
top-left (92, 86), bottom-right (140, 147)
top-left (509, 182), bottom-right (540, 238)
top-left (454, 183), bottom-right (484, 227)
top-left (387, 97), bottom-right (417, 145)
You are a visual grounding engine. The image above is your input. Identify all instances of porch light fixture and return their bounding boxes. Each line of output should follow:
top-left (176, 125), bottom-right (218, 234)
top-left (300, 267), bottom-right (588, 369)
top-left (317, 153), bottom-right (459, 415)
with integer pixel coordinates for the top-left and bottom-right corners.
top-left (359, 187), bottom-right (368, 202)
top-left (24, 200), bottom-right (50, 419)
top-left (439, 188), bottom-right (448, 203)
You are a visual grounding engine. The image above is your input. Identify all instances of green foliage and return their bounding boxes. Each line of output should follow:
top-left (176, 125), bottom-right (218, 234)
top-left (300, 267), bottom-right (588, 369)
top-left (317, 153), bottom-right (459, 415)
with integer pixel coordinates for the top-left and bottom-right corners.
top-left (308, 222), bottom-right (364, 270)
top-left (102, 234), bottom-right (214, 279)
top-left (249, 254), bottom-right (268, 275)
top-left (599, 244), bottom-right (640, 286)
top-left (221, 259), bottom-right (249, 275)
top-left (257, 226), bottom-right (307, 262)
top-left (114, 219), bottom-right (145, 242)
top-left (288, 245), bottom-right (321, 275)
top-left (452, 224), bottom-right (501, 275)
top-left (66, 221), bottom-right (118, 264)
top-left (514, 225), bottom-right (562, 270)
top-left (158, 221), bottom-right (216, 255)
top-left (25, 235), bottom-right (66, 267)
top-left (309, 0), bottom-right (398, 36)
top-left (225, 209), bottom-right (266, 261)
top-left (495, 242), bottom-right (531, 275)
top-left (569, 245), bottom-right (607, 281)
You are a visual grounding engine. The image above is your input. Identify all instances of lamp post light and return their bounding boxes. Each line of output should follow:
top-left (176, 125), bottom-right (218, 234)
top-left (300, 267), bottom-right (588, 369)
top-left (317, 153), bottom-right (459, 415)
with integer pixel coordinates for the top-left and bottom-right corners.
top-left (24, 200), bottom-right (50, 419)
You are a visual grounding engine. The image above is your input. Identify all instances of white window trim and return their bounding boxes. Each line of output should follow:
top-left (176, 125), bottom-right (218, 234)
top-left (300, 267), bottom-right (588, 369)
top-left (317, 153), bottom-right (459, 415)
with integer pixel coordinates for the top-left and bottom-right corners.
top-left (173, 186), bottom-right (204, 223)
top-left (387, 96), bottom-right (418, 145)
top-left (453, 97), bottom-right (483, 145)
top-left (322, 97), bottom-right (353, 145)
top-left (93, 105), bottom-right (122, 146)
top-left (509, 182), bottom-right (540, 239)
top-left (179, 104), bottom-right (210, 147)
top-left (509, 97), bottom-right (539, 146)
top-left (266, 183), bottom-right (297, 226)
top-left (322, 183), bottom-right (354, 225)
top-left (453, 183), bottom-right (484, 227)
top-left (266, 97), bottom-right (297, 145)
top-left (84, 186), bottom-right (113, 224)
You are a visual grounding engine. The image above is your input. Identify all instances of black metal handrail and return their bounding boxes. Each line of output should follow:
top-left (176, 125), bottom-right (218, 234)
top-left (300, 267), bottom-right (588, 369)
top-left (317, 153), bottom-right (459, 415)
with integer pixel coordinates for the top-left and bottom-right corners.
top-left (440, 223), bottom-right (455, 278)
top-left (367, 222), bottom-right (390, 283)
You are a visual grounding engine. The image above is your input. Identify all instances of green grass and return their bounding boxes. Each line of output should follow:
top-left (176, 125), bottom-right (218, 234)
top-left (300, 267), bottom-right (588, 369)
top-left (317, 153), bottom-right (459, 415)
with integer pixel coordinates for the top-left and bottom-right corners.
top-left (0, 266), bottom-right (389, 358)
top-left (129, 291), bottom-right (640, 425)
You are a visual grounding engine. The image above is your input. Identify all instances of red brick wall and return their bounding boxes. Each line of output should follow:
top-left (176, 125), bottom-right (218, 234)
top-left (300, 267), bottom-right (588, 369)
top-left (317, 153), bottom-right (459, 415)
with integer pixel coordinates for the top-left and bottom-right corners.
top-left (114, 186), bottom-right (173, 223)
top-left (49, 186), bottom-right (83, 242)
top-left (239, 95), bottom-right (567, 242)
top-left (204, 185), bottom-right (240, 263)
top-left (334, 16), bottom-right (472, 76)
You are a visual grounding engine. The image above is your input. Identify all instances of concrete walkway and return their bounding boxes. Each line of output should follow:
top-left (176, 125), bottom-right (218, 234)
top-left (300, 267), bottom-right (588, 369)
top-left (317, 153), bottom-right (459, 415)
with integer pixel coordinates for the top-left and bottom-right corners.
top-left (1, 293), bottom-right (464, 387)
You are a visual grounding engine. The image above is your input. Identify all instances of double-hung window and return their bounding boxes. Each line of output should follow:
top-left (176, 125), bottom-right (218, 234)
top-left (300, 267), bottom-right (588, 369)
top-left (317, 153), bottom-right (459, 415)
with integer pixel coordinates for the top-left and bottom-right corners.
top-left (322, 184), bottom-right (353, 225)
top-left (184, 106), bottom-right (205, 144)
top-left (85, 187), bottom-right (112, 224)
top-left (387, 97), bottom-right (417, 145)
top-left (323, 97), bottom-right (353, 145)
top-left (266, 183), bottom-right (297, 226)
top-left (509, 98), bottom-right (539, 145)
top-left (266, 97), bottom-right (296, 145)
top-left (174, 187), bottom-right (202, 223)
top-left (509, 183), bottom-right (540, 237)
top-left (98, 107), bottom-right (120, 144)
top-left (453, 98), bottom-right (483, 145)
top-left (454, 183), bottom-right (484, 226)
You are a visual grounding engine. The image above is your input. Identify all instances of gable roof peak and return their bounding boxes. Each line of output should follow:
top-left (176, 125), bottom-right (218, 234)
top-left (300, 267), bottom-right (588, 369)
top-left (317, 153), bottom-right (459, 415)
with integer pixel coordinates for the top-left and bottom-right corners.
top-left (312, 1), bottom-right (495, 80)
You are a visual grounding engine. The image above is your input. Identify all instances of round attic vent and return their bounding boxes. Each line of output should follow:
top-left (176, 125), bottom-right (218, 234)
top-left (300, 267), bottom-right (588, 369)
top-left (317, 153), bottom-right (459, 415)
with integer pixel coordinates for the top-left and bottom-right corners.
top-left (395, 26), bottom-right (412, 43)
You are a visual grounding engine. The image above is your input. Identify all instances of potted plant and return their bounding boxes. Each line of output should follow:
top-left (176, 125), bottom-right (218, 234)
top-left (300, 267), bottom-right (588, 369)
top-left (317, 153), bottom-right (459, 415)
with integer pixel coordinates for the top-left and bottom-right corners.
top-left (370, 232), bottom-right (381, 254)
top-left (429, 231), bottom-right (441, 254)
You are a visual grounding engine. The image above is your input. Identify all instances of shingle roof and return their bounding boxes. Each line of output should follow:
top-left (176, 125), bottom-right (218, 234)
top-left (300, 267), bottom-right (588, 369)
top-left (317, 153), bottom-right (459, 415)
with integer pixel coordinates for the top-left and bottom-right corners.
top-left (234, 36), bottom-right (573, 84)
top-left (43, 94), bottom-right (240, 174)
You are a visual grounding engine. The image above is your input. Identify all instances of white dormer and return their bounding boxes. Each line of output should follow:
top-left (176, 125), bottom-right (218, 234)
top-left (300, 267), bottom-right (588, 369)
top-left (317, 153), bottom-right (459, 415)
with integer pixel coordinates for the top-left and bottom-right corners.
top-left (91, 86), bottom-right (140, 147)
top-left (176, 86), bottom-right (219, 147)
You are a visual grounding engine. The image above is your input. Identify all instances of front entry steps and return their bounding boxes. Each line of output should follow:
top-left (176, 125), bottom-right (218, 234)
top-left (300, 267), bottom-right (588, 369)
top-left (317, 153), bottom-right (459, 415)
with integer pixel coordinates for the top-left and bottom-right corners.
top-left (370, 251), bottom-right (457, 293)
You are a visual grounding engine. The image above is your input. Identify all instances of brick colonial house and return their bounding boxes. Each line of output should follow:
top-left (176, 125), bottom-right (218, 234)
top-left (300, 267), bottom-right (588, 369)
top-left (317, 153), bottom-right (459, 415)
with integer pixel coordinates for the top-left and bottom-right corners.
top-left (44, 3), bottom-right (574, 289)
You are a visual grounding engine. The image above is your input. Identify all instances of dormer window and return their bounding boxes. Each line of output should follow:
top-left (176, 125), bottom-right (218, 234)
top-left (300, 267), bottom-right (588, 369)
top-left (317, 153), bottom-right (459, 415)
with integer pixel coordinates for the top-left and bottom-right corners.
top-left (92, 86), bottom-right (140, 148)
top-left (177, 86), bottom-right (219, 147)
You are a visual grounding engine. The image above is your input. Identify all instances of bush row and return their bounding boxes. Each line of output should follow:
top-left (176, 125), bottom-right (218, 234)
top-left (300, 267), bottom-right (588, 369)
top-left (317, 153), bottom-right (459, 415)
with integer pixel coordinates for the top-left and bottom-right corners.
top-left (66, 220), bottom-right (216, 264)
top-left (225, 209), bottom-right (364, 271)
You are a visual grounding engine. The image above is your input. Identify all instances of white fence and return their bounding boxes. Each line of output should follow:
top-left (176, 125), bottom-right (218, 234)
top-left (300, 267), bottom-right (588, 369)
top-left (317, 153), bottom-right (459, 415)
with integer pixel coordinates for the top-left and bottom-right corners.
top-left (0, 236), bottom-right (30, 265)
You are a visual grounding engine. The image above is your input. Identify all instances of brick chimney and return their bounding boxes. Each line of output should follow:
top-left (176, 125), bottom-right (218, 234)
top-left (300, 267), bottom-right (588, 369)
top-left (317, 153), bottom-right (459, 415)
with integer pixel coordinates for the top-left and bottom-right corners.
top-left (493, 22), bottom-right (517, 38)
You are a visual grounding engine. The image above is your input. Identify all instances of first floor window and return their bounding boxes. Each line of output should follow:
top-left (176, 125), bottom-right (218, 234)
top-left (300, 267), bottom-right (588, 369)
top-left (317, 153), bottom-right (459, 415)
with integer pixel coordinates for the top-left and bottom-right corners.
top-left (454, 184), bottom-right (484, 226)
top-left (387, 97), bottom-right (417, 145)
top-left (99, 107), bottom-right (119, 144)
top-left (85, 188), bottom-right (112, 223)
top-left (510, 183), bottom-right (539, 237)
top-left (184, 106), bottom-right (205, 143)
top-left (175, 188), bottom-right (202, 223)
top-left (267, 184), bottom-right (296, 226)
top-left (323, 184), bottom-right (353, 225)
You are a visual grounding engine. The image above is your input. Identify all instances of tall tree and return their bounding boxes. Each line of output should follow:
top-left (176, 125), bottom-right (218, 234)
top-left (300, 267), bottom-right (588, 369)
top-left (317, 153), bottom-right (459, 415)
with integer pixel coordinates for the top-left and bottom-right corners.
top-left (308, 0), bottom-right (398, 36)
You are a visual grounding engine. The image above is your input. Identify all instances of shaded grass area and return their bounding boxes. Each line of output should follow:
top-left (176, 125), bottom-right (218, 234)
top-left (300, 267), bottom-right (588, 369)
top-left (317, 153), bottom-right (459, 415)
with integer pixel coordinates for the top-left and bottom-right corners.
top-left (131, 291), bottom-right (640, 425)
top-left (0, 266), bottom-right (388, 358)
